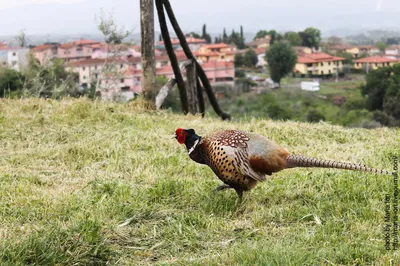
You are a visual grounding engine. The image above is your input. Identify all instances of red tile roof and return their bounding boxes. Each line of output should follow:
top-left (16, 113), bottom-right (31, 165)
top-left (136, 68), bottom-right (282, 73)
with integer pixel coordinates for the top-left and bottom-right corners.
top-left (297, 52), bottom-right (345, 64)
top-left (201, 43), bottom-right (229, 49)
top-left (159, 37), bottom-right (206, 45)
top-left (353, 56), bottom-right (398, 63)
top-left (59, 39), bottom-right (101, 49)
top-left (32, 44), bottom-right (54, 52)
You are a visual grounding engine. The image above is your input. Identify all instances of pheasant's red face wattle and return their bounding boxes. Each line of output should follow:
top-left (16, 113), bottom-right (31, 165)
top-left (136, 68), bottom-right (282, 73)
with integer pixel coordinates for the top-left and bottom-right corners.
top-left (175, 128), bottom-right (187, 144)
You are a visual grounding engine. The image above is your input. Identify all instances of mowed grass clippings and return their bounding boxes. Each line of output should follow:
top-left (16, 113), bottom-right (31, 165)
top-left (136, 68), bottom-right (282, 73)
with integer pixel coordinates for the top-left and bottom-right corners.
top-left (0, 98), bottom-right (399, 265)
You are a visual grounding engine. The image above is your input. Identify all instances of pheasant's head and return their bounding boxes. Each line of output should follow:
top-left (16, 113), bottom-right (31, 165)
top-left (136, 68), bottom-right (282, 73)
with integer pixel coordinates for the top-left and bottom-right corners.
top-left (174, 128), bottom-right (201, 151)
top-left (174, 128), bottom-right (195, 144)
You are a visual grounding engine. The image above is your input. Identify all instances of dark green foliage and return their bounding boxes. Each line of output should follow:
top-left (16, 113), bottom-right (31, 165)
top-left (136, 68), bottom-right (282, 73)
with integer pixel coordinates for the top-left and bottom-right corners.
top-left (336, 51), bottom-right (354, 64)
top-left (299, 31), bottom-right (312, 47)
top-left (383, 97), bottom-right (400, 120)
top-left (361, 66), bottom-right (392, 110)
top-left (265, 41), bottom-right (298, 85)
top-left (307, 110), bottom-right (326, 122)
top-left (285, 32), bottom-right (303, 46)
top-left (0, 67), bottom-right (25, 98)
top-left (267, 104), bottom-right (292, 120)
top-left (386, 37), bottom-right (400, 45)
top-left (304, 27), bottom-right (321, 49)
top-left (223, 28), bottom-right (228, 43)
top-left (244, 49), bottom-right (258, 67)
top-left (235, 69), bottom-right (246, 78)
top-left (234, 54), bottom-right (245, 67)
top-left (24, 54), bottom-right (80, 98)
top-left (253, 30), bottom-right (269, 40)
top-left (376, 41), bottom-right (387, 53)
top-left (361, 64), bottom-right (400, 126)
top-left (344, 99), bottom-right (366, 110)
top-left (201, 24), bottom-right (212, 44)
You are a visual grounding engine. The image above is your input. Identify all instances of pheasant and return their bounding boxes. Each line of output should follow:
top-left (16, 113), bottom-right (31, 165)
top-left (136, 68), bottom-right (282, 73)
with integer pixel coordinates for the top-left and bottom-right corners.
top-left (174, 128), bottom-right (390, 201)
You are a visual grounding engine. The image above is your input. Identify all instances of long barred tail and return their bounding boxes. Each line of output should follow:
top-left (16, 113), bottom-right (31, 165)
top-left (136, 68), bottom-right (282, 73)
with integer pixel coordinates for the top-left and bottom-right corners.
top-left (286, 154), bottom-right (391, 175)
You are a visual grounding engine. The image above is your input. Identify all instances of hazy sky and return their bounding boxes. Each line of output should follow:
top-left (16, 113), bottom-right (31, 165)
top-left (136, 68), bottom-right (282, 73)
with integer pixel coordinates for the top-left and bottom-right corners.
top-left (0, 0), bottom-right (399, 36)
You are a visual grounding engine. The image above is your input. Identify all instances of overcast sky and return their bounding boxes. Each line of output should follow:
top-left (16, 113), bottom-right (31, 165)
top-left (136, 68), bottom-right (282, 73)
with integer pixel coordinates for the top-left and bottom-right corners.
top-left (0, 0), bottom-right (399, 36)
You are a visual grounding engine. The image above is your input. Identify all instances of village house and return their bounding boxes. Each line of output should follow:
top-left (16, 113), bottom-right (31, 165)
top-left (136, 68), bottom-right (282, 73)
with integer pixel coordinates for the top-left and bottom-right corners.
top-left (0, 41), bottom-right (7, 49)
top-left (32, 43), bottom-right (59, 65)
top-left (385, 46), bottom-right (400, 60)
top-left (294, 52), bottom-right (345, 76)
top-left (67, 55), bottom-right (235, 101)
top-left (326, 44), bottom-right (379, 58)
top-left (293, 46), bottom-right (313, 54)
top-left (0, 46), bottom-right (30, 71)
top-left (157, 35), bottom-right (207, 52)
top-left (246, 35), bottom-right (271, 49)
top-left (57, 39), bottom-right (102, 63)
top-left (196, 43), bottom-right (236, 62)
top-left (353, 56), bottom-right (398, 72)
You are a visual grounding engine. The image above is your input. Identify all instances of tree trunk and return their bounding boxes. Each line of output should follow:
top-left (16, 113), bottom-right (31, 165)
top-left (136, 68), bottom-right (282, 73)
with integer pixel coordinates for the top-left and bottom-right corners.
top-left (162, 0), bottom-right (230, 120)
top-left (186, 62), bottom-right (199, 115)
top-left (155, 0), bottom-right (189, 114)
top-left (140, 0), bottom-right (156, 102)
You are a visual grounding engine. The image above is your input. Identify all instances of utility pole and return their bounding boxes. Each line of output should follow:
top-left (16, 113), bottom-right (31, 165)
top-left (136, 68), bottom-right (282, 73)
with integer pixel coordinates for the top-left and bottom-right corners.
top-left (140, 0), bottom-right (156, 102)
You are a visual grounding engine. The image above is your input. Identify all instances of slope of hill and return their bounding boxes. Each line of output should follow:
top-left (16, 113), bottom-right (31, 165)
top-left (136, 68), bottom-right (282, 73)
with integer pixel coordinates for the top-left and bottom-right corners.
top-left (0, 98), bottom-right (399, 265)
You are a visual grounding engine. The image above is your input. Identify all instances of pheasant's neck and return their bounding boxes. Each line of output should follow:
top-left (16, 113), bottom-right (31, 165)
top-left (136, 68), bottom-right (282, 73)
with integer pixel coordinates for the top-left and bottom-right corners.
top-left (185, 134), bottom-right (201, 154)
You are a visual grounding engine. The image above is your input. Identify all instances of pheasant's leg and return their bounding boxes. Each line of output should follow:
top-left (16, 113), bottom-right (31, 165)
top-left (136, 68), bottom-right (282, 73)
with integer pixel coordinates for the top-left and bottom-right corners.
top-left (214, 184), bottom-right (232, 192)
top-left (235, 189), bottom-right (243, 202)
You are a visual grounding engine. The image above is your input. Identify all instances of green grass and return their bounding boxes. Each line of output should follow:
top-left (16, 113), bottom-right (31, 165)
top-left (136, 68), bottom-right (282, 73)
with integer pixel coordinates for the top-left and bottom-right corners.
top-left (0, 98), bottom-right (399, 265)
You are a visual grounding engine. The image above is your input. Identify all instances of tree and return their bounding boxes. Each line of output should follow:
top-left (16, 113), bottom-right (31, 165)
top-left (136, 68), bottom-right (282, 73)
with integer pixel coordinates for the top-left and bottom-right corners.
top-left (303, 27), bottom-right (321, 49)
top-left (140, 0), bottom-right (155, 102)
top-left (188, 32), bottom-right (201, 38)
top-left (254, 30), bottom-right (269, 40)
top-left (23, 54), bottom-right (79, 98)
top-left (265, 41), bottom-right (297, 87)
top-left (239, 25), bottom-right (245, 49)
top-left (376, 41), bottom-right (388, 53)
top-left (361, 64), bottom-right (400, 125)
top-left (268, 30), bottom-right (282, 45)
top-left (201, 24), bottom-right (212, 44)
top-left (326, 36), bottom-right (343, 46)
top-left (0, 67), bottom-right (25, 98)
top-left (234, 53), bottom-right (244, 67)
top-left (97, 10), bottom-right (132, 99)
top-left (223, 28), bottom-right (228, 43)
top-left (336, 51), bottom-right (354, 64)
top-left (299, 31), bottom-right (312, 47)
top-left (387, 37), bottom-right (399, 45)
top-left (244, 49), bottom-right (258, 67)
top-left (361, 66), bottom-right (392, 111)
top-left (15, 30), bottom-right (27, 48)
top-left (285, 32), bottom-right (302, 46)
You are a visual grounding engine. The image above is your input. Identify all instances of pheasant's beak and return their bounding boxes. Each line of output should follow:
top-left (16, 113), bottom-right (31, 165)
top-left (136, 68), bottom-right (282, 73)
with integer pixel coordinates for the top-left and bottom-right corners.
top-left (172, 133), bottom-right (177, 139)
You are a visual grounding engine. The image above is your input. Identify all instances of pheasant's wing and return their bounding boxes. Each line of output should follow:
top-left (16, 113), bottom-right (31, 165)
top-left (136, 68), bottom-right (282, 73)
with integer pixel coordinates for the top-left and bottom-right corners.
top-left (208, 130), bottom-right (267, 182)
top-left (221, 144), bottom-right (267, 182)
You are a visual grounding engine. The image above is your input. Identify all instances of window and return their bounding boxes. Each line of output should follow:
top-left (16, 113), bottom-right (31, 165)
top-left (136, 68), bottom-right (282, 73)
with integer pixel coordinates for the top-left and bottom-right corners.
top-left (321, 71), bottom-right (324, 75)
top-left (83, 67), bottom-right (86, 71)
top-left (320, 63), bottom-right (323, 66)
top-left (12, 52), bottom-right (16, 56)
top-left (94, 65), bottom-right (98, 70)
top-left (375, 63), bottom-right (378, 67)
top-left (120, 78), bottom-right (124, 83)
top-left (328, 62), bottom-right (331, 66)
top-left (120, 64), bottom-right (123, 69)
top-left (329, 70), bottom-right (331, 74)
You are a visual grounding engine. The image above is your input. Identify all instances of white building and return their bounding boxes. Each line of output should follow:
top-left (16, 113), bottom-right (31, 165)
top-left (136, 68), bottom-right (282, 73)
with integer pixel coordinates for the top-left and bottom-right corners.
top-left (0, 48), bottom-right (30, 71)
top-left (385, 46), bottom-right (400, 60)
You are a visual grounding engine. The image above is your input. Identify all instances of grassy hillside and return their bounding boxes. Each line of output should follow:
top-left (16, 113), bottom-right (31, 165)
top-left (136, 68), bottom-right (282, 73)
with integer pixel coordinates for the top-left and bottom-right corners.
top-left (0, 98), bottom-right (399, 265)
